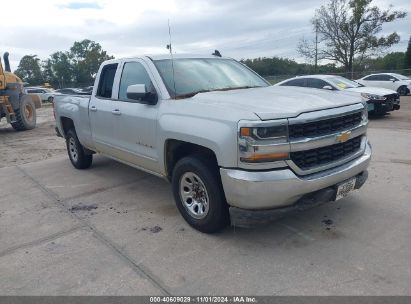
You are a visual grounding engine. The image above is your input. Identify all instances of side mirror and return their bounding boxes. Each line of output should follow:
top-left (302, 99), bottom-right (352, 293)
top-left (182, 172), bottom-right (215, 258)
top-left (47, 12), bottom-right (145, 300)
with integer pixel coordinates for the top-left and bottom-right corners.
top-left (390, 78), bottom-right (396, 82)
top-left (323, 85), bottom-right (334, 90)
top-left (126, 84), bottom-right (157, 104)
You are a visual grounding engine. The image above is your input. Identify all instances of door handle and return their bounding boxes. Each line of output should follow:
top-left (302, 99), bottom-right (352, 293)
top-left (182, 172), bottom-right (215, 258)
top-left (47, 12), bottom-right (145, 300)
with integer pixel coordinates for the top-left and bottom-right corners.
top-left (111, 109), bottom-right (121, 115)
top-left (90, 106), bottom-right (97, 112)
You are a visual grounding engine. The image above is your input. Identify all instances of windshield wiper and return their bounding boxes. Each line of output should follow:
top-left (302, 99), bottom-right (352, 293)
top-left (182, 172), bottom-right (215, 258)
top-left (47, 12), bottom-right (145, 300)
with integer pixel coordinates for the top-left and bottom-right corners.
top-left (174, 90), bottom-right (214, 99)
top-left (174, 86), bottom-right (262, 99)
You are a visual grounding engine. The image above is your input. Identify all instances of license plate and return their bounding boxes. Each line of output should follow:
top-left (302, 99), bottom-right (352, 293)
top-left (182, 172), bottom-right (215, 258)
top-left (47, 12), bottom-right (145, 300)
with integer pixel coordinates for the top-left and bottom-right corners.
top-left (335, 178), bottom-right (356, 201)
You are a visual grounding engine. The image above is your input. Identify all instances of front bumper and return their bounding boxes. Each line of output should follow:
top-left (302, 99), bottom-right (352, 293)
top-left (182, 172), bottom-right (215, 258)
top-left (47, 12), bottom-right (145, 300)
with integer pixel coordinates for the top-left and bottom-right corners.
top-left (229, 170), bottom-right (368, 228)
top-left (369, 98), bottom-right (400, 113)
top-left (220, 141), bottom-right (372, 211)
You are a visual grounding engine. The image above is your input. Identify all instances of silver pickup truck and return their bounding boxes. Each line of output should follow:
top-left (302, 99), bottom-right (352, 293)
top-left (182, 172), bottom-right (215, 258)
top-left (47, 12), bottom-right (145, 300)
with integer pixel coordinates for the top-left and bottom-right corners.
top-left (54, 54), bottom-right (371, 233)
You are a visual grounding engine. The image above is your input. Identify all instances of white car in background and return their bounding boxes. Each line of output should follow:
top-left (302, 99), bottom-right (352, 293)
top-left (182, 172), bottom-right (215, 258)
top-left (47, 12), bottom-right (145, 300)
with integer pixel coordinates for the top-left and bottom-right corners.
top-left (25, 87), bottom-right (55, 103)
top-left (356, 73), bottom-right (411, 96)
top-left (276, 75), bottom-right (400, 115)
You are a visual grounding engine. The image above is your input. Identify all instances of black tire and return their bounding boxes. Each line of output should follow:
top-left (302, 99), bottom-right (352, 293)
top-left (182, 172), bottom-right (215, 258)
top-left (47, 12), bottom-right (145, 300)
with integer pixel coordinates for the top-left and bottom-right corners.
top-left (11, 96), bottom-right (36, 131)
top-left (397, 86), bottom-right (408, 96)
top-left (47, 96), bottom-right (54, 103)
top-left (172, 155), bottom-right (229, 233)
top-left (65, 129), bottom-right (93, 169)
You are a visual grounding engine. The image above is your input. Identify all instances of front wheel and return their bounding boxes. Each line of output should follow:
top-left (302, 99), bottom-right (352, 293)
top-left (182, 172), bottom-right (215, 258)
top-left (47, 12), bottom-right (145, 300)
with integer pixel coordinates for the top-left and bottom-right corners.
top-left (66, 129), bottom-right (93, 169)
top-left (397, 86), bottom-right (408, 96)
top-left (172, 155), bottom-right (229, 233)
top-left (11, 96), bottom-right (36, 131)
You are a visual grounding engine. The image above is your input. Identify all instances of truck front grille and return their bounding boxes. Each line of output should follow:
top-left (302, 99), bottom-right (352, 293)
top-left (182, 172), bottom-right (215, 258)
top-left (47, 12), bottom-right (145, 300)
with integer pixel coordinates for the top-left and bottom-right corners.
top-left (289, 112), bottom-right (362, 139)
top-left (290, 136), bottom-right (362, 170)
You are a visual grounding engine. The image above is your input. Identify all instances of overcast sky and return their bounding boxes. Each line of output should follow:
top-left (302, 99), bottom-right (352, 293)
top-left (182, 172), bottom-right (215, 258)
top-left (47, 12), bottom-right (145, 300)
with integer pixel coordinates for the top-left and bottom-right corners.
top-left (2, 0), bottom-right (410, 68)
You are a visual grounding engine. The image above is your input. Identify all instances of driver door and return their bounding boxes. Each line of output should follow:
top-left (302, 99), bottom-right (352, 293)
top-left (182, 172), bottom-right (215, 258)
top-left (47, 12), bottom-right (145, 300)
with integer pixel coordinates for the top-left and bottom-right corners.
top-left (110, 60), bottom-right (160, 173)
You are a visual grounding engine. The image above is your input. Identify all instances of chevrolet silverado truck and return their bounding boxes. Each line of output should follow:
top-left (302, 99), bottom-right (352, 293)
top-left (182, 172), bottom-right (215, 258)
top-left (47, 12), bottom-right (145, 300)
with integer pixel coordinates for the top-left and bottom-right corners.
top-left (54, 54), bottom-right (371, 233)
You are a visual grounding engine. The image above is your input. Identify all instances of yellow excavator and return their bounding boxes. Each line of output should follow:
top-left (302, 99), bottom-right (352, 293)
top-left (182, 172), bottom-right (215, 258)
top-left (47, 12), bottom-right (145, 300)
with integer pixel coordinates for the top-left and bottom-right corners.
top-left (0, 52), bottom-right (41, 131)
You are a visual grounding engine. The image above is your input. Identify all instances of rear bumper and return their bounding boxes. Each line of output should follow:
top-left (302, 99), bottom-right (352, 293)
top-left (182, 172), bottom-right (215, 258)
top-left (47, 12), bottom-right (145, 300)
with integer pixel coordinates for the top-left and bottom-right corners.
top-left (220, 141), bottom-right (371, 211)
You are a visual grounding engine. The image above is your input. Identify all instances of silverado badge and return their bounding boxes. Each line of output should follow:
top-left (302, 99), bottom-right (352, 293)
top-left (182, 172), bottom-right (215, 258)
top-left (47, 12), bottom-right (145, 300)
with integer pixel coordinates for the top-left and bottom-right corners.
top-left (336, 131), bottom-right (351, 143)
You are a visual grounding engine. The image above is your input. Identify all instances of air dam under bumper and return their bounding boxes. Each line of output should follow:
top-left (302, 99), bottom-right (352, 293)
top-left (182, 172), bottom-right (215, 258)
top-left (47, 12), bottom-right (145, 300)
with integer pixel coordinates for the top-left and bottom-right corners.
top-left (220, 142), bottom-right (371, 226)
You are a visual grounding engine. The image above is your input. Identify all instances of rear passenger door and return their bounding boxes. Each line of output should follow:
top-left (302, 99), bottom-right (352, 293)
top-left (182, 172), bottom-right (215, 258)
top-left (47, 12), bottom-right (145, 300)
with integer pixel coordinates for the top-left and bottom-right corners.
top-left (378, 74), bottom-right (397, 90)
top-left (110, 60), bottom-right (160, 173)
top-left (89, 63), bottom-right (118, 154)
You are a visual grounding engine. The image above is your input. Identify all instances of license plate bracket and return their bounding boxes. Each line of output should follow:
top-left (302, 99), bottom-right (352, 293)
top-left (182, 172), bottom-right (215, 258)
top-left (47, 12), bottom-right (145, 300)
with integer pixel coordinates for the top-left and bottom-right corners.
top-left (335, 178), bottom-right (356, 201)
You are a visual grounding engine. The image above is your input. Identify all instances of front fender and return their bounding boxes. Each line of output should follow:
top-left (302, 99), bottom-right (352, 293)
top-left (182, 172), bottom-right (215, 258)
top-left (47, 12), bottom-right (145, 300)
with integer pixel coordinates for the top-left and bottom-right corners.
top-left (158, 113), bottom-right (238, 169)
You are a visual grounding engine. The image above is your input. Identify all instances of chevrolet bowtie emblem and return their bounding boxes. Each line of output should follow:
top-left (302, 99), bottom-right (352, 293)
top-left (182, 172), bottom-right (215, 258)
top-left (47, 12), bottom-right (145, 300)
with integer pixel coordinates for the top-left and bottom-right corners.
top-left (336, 131), bottom-right (351, 143)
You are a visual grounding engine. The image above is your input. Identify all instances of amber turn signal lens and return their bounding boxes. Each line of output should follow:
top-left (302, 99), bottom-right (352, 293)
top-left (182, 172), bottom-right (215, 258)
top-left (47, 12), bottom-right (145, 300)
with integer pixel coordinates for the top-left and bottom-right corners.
top-left (240, 152), bottom-right (289, 163)
top-left (240, 127), bottom-right (251, 137)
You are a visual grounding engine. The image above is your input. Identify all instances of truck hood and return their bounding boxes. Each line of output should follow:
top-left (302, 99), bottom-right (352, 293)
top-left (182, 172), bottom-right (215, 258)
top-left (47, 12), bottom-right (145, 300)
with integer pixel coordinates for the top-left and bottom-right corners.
top-left (191, 86), bottom-right (363, 120)
top-left (345, 86), bottom-right (397, 95)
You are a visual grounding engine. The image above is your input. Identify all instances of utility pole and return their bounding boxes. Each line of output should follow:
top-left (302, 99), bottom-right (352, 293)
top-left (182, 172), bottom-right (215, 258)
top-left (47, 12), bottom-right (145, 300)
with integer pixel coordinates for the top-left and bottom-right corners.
top-left (314, 22), bottom-right (319, 73)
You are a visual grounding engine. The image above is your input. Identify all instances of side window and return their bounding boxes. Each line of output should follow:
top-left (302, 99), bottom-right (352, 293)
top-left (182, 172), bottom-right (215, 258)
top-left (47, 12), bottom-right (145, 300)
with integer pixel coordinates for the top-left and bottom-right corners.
top-left (379, 74), bottom-right (392, 81)
top-left (118, 62), bottom-right (154, 101)
top-left (280, 78), bottom-right (305, 87)
top-left (364, 75), bottom-right (379, 81)
top-left (306, 78), bottom-right (328, 89)
top-left (96, 63), bottom-right (118, 98)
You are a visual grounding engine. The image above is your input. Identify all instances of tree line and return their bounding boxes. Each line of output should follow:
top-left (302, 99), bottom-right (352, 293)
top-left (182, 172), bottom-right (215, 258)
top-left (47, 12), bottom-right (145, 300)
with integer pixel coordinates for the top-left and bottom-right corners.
top-left (14, 39), bottom-right (113, 88)
top-left (243, 40), bottom-right (411, 78)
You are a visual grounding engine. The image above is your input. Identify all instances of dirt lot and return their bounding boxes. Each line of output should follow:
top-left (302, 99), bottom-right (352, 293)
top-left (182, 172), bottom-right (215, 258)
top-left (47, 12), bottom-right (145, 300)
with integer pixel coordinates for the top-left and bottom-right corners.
top-left (0, 106), bottom-right (66, 167)
top-left (0, 97), bottom-right (410, 295)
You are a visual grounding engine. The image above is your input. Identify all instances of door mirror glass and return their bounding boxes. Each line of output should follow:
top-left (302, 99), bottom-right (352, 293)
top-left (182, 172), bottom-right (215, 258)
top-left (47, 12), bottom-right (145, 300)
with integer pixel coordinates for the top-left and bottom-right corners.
top-left (126, 84), bottom-right (157, 104)
top-left (323, 85), bottom-right (334, 90)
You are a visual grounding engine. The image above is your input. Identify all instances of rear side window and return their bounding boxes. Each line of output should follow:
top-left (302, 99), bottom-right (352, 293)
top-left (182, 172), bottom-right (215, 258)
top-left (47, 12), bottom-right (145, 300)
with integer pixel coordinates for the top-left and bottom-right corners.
top-left (380, 74), bottom-right (396, 81)
top-left (280, 78), bottom-right (305, 87)
top-left (306, 78), bottom-right (329, 89)
top-left (118, 62), bottom-right (154, 101)
top-left (96, 64), bottom-right (118, 98)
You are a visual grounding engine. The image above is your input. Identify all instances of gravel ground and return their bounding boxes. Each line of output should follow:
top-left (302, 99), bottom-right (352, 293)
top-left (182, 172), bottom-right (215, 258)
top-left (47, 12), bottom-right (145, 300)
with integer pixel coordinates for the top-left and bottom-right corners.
top-left (0, 106), bottom-right (66, 168)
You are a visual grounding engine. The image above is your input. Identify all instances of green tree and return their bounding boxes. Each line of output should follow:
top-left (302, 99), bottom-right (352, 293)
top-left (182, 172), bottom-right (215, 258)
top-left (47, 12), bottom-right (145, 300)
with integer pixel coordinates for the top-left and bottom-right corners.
top-left (69, 39), bottom-right (113, 84)
top-left (14, 55), bottom-right (43, 85)
top-left (405, 36), bottom-right (411, 69)
top-left (298, 0), bottom-right (407, 75)
top-left (43, 51), bottom-right (73, 88)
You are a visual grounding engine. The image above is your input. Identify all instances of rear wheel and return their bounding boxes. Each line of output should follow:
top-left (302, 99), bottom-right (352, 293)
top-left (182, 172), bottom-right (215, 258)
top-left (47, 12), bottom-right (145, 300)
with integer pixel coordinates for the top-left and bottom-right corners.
top-left (172, 155), bottom-right (229, 233)
top-left (11, 96), bottom-right (36, 131)
top-left (397, 86), bottom-right (408, 96)
top-left (66, 129), bottom-right (93, 169)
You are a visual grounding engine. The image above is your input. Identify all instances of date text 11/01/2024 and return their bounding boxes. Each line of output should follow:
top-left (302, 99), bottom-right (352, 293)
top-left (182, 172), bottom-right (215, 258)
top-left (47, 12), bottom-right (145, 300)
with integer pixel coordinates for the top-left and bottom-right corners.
top-left (149, 296), bottom-right (257, 303)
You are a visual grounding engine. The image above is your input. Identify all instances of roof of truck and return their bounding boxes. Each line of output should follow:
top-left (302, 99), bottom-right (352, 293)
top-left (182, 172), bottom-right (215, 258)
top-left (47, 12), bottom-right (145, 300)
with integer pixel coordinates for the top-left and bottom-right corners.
top-left (107, 54), bottom-right (229, 63)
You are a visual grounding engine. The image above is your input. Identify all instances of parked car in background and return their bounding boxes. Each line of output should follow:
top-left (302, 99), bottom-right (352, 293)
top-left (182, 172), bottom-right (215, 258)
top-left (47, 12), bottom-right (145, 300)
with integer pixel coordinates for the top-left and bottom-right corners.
top-left (79, 86), bottom-right (93, 94)
top-left (276, 75), bottom-right (400, 116)
top-left (54, 88), bottom-right (90, 95)
top-left (25, 87), bottom-right (55, 103)
top-left (356, 73), bottom-right (411, 96)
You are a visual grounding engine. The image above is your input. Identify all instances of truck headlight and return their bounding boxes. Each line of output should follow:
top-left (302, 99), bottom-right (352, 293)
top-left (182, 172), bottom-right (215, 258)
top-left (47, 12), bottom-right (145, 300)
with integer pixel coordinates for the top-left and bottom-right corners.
top-left (238, 121), bottom-right (290, 164)
top-left (361, 93), bottom-right (386, 101)
top-left (240, 125), bottom-right (288, 141)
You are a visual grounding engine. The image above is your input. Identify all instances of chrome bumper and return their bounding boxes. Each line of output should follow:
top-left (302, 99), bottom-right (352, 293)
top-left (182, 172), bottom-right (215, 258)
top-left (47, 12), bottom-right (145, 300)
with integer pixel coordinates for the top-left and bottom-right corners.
top-left (220, 141), bottom-right (372, 210)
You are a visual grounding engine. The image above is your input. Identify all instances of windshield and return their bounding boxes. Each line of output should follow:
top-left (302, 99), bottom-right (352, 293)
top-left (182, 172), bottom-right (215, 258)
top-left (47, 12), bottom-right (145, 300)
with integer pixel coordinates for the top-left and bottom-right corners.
top-left (327, 76), bottom-right (362, 89)
top-left (153, 58), bottom-right (269, 98)
top-left (392, 73), bottom-right (411, 80)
